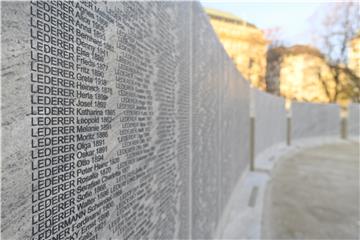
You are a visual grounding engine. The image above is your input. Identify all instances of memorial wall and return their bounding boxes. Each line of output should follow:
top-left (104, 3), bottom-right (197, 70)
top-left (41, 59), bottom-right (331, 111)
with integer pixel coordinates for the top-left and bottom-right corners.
top-left (253, 89), bottom-right (286, 156)
top-left (291, 102), bottom-right (341, 140)
top-left (348, 103), bottom-right (360, 137)
top-left (1, 1), bottom-right (250, 239)
top-left (191, 4), bottom-right (250, 238)
top-left (1, 1), bottom-right (350, 240)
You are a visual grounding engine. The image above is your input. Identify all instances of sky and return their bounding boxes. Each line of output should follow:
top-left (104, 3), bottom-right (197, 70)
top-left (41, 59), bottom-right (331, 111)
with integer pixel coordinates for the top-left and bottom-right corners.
top-left (200, 1), bottom-right (324, 46)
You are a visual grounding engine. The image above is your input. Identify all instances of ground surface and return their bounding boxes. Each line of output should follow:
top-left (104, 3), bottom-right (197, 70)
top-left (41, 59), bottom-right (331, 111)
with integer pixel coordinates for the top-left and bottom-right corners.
top-left (262, 141), bottom-right (360, 239)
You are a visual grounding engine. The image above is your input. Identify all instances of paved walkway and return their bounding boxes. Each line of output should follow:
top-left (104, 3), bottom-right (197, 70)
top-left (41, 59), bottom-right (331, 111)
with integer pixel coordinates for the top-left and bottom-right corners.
top-left (262, 142), bottom-right (360, 239)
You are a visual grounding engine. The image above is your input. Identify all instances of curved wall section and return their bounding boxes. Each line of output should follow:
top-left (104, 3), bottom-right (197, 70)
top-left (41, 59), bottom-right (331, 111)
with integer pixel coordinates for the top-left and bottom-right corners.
top-left (1, 1), bottom-right (250, 239)
top-left (191, 3), bottom-right (250, 238)
top-left (253, 89), bottom-right (286, 156)
top-left (348, 103), bottom-right (360, 138)
top-left (291, 102), bottom-right (341, 140)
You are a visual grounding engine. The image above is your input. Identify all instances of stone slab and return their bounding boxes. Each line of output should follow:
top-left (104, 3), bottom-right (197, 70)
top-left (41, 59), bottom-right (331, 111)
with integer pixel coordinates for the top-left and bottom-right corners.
top-left (291, 102), bottom-right (341, 140)
top-left (2, 2), bottom-right (193, 239)
top-left (253, 89), bottom-right (286, 158)
top-left (348, 103), bottom-right (360, 138)
top-left (1, 1), bottom-right (251, 239)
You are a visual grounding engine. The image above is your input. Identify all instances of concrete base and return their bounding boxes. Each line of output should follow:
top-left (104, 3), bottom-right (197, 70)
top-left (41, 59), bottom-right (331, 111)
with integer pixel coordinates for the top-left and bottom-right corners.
top-left (215, 170), bottom-right (269, 239)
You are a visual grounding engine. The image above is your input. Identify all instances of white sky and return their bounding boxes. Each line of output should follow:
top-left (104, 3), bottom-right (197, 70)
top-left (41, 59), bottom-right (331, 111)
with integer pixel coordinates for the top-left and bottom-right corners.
top-left (201, 1), bottom-right (324, 46)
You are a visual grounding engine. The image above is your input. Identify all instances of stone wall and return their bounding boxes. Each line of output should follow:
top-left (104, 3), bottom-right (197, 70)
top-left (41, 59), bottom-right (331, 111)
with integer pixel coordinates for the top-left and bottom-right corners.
top-left (1, 1), bottom-right (250, 239)
top-left (192, 4), bottom-right (251, 237)
top-left (1, 1), bottom-right (350, 240)
top-left (253, 89), bottom-right (286, 156)
top-left (348, 103), bottom-right (360, 137)
top-left (291, 102), bottom-right (341, 140)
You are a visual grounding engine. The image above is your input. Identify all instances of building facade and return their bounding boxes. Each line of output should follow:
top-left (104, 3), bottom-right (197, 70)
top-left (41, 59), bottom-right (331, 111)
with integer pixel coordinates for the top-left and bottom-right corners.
top-left (266, 45), bottom-right (336, 103)
top-left (205, 8), bottom-right (268, 90)
top-left (348, 34), bottom-right (360, 77)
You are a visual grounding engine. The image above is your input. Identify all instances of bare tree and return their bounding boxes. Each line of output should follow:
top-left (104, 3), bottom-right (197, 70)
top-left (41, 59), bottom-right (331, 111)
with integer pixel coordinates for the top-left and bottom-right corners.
top-left (264, 26), bottom-right (286, 49)
top-left (312, 1), bottom-right (360, 103)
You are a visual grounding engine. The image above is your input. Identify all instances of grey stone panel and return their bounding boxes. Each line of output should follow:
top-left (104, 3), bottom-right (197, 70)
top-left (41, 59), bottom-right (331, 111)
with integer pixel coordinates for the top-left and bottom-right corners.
top-left (220, 56), bottom-right (250, 213)
top-left (191, 3), bottom-right (251, 238)
top-left (191, 3), bottom-right (221, 238)
top-left (2, 1), bottom-right (193, 239)
top-left (173, 2), bottom-right (192, 239)
top-left (254, 89), bottom-right (286, 156)
top-left (1, 1), bottom-right (252, 239)
top-left (1, 2), bottom-right (32, 239)
top-left (291, 102), bottom-right (341, 140)
top-left (348, 103), bottom-right (360, 137)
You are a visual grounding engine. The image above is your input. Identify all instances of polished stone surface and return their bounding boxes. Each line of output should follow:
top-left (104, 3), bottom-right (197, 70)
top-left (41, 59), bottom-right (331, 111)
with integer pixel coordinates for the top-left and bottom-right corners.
top-left (2, 1), bottom-right (344, 239)
top-left (191, 4), bottom-right (250, 238)
top-left (2, 1), bottom-right (194, 239)
top-left (253, 89), bottom-right (286, 156)
top-left (191, 5), bottom-right (221, 238)
top-left (348, 103), bottom-right (360, 137)
top-left (220, 56), bottom-right (250, 217)
top-left (1, 2), bottom-right (32, 239)
top-left (291, 102), bottom-right (341, 140)
top-left (1, 1), bottom-right (250, 239)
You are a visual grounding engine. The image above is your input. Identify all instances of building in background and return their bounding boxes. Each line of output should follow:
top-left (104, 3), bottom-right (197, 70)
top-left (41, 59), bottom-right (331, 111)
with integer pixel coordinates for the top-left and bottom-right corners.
top-left (348, 33), bottom-right (360, 77)
top-left (266, 45), bottom-right (355, 106)
top-left (205, 8), bottom-right (268, 90)
top-left (206, 8), bottom-right (358, 105)
top-left (266, 45), bottom-right (335, 103)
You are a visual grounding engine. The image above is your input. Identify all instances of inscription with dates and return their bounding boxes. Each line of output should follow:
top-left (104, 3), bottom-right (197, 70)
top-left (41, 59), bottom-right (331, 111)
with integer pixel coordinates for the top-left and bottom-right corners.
top-left (29, 1), bottom-right (190, 240)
